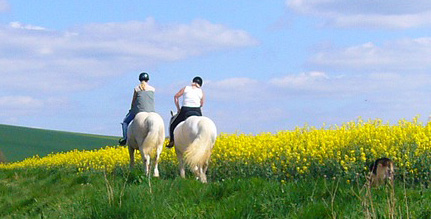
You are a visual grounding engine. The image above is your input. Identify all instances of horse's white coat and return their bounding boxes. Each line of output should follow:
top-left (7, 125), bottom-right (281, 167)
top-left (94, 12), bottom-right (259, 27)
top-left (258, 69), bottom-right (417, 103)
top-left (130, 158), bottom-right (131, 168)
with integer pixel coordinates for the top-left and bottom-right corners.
top-left (128, 112), bottom-right (165, 177)
top-left (173, 116), bottom-right (217, 183)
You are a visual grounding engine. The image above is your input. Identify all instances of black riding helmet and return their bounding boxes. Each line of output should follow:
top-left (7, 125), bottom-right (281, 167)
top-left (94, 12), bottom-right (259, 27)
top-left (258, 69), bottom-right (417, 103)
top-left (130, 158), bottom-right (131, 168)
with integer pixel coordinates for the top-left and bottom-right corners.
top-left (139, 72), bottom-right (150, 82)
top-left (192, 76), bottom-right (203, 87)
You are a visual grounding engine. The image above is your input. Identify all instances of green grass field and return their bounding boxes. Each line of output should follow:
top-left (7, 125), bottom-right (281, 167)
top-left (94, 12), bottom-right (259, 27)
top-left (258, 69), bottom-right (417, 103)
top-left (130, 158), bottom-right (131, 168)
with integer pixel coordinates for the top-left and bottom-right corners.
top-left (1, 168), bottom-right (430, 218)
top-left (0, 124), bottom-right (118, 162)
top-left (1, 124), bottom-right (431, 218)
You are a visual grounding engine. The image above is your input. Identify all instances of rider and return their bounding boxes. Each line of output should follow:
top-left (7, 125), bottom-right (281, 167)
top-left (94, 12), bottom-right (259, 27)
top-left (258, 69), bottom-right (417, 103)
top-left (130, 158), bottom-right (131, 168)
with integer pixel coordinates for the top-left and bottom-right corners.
top-left (167, 76), bottom-right (205, 148)
top-left (119, 72), bottom-right (156, 146)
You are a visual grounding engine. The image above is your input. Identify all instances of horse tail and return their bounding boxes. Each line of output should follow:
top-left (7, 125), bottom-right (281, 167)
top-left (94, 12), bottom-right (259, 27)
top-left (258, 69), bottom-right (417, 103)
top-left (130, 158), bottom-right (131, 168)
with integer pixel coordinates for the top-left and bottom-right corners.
top-left (141, 113), bottom-right (165, 155)
top-left (184, 118), bottom-right (216, 168)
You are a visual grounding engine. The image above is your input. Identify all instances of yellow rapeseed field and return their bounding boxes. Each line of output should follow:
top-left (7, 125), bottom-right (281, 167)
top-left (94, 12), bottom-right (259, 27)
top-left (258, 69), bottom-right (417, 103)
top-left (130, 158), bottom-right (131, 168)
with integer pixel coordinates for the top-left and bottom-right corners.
top-left (1, 117), bottom-right (430, 181)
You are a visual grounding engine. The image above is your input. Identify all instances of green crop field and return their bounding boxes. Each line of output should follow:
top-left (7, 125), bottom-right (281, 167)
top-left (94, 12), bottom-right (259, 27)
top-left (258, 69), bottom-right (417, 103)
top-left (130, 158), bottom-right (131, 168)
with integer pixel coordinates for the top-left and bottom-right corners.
top-left (0, 124), bottom-right (118, 162)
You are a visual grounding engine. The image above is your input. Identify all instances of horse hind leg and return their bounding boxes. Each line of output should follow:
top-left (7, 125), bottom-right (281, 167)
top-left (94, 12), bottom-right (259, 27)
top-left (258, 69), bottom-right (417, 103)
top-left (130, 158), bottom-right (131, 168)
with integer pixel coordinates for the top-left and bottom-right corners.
top-left (139, 147), bottom-right (151, 176)
top-left (203, 160), bottom-right (209, 175)
top-left (176, 152), bottom-right (186, 178)
top-left (191, 166), bottom-right (200, 181)
top-left (199, 166), bottom-right (207, 183)
top-left (190, 165), bottom-right (207, 183)
top-left (128, 147), bottom-right (135, 168)
top-left (197, 160), bottom-right (210, 183)
top-left (153, 143), bottom-right (163, 177)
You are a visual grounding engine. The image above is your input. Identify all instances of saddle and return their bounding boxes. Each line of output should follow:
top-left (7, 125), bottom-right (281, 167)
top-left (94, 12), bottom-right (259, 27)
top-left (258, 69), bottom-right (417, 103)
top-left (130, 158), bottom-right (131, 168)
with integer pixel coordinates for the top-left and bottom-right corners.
top-left (185, 110), bottom-right (201, 118)
top-left (169, 109), bottom-right (202, 129)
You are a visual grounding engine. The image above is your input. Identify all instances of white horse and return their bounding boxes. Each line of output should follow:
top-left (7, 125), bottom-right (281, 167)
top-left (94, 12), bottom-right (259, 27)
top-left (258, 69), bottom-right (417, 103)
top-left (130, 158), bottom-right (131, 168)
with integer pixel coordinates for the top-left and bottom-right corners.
top-left (128, 112), bottom-right (165, 177)
top-left (170, 113), bottom-right (217, 183)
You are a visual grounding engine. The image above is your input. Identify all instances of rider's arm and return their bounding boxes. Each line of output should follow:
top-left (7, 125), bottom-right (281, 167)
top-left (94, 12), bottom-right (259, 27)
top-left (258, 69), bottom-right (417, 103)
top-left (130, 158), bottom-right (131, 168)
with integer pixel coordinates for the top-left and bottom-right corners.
top-left (174, 87), bottom-right (185, 112)
top-left (131, 90), bottom-right (137, 108)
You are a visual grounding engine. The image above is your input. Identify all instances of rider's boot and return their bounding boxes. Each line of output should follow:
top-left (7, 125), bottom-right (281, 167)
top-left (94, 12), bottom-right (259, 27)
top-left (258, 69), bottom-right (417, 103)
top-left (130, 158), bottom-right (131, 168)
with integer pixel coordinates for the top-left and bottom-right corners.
top-left (119, 138), bottom-right (127, 146)
top-left (166, 139), bottom-right (174, 148)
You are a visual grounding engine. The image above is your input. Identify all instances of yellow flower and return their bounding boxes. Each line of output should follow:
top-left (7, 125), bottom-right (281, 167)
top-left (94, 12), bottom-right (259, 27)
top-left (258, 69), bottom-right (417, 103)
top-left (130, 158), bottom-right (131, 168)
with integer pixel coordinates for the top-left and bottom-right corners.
top-left (0, 117), bottom-right (428, 182)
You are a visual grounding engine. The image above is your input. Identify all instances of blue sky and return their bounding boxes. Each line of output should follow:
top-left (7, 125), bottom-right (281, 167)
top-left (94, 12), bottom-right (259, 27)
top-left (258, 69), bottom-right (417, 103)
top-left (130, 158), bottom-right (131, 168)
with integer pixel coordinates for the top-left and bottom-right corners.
top-left (1, 0), bottom-right (431, 136)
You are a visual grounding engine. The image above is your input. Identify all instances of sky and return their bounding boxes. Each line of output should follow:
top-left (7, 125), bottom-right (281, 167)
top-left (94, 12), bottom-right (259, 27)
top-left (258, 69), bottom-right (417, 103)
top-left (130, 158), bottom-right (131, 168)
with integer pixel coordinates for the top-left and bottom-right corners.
top-left (1, 0), bottom-right (431, 136)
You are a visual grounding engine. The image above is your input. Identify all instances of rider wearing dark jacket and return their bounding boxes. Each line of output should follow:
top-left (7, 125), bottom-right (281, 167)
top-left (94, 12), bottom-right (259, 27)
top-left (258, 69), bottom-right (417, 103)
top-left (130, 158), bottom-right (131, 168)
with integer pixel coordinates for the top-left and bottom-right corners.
top-left (119, 72), bottom-right (155, 146)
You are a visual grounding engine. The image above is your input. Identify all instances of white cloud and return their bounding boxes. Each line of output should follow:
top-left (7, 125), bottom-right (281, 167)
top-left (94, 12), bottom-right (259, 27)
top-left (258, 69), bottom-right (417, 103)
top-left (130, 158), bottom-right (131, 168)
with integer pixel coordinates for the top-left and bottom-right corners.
top-left (207, 70), bottom-right (431, 103)
top-left (0, 18), bottom-right (258, 92)
top-left (75, 18), bottom-right (258, 61)
top-left (270, 71), bottom-right (329, 88)
top-left (0, 96), bottom-right (44, 109)
top-left (309, 38), bottom-right (431, 71)
top-left (287, 0), bottom-right (431, 28)
top-left (0, 94), bottom-right (69, 123)
top-left (9, 21), bottom-right (46, 30)
top-left (268, 72), bottom-right (360, 97)
top-left (211, 77), bottom-right (258, 89)
top-left (207, 72), bottom-right (431, 133)
top-left (206, 73), bottom-right (341, 103)
top-left (0, 0), bottom-right (9, 12)
top-left (206, 78), bottom-right (260, 102)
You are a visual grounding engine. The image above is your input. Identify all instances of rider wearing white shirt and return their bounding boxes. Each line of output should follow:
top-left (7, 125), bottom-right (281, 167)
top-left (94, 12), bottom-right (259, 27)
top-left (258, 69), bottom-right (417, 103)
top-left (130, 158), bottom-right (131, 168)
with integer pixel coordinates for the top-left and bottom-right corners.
top-left (167, 76), bottom-right (205, 148)
top-left (182, 85), bottom-right (203, 107)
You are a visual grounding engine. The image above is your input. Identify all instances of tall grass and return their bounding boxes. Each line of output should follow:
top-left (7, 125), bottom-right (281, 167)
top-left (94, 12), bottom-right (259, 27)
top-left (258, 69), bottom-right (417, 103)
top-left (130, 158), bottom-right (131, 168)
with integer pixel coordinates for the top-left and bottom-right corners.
top-left (1, 168), bottom-right (430, 218)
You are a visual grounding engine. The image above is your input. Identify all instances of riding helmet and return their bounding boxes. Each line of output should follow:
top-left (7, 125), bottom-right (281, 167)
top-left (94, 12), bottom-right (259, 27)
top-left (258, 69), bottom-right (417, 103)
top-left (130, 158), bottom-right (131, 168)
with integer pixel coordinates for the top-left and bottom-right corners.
top-left (139, 72), bottom-right (150, 81)
top-left (192, 76), bottom-right (203, 87)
